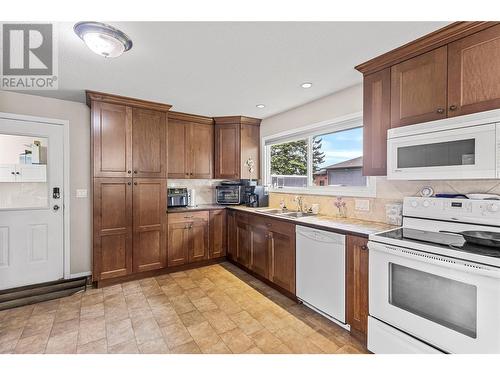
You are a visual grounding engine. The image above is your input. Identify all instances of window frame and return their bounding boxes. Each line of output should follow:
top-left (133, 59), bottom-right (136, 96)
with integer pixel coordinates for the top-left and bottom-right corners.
top-left (262, 112), bottom-right (377, 198)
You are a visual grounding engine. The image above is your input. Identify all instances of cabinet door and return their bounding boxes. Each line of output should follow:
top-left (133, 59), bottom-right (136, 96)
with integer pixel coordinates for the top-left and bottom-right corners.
top-left (346, 235), bottom-right (369, 339)
top-left (93, 178), bottom-right (133, 281)
top-left (448, 24), bottom-right (500, 117)
top-left (167, 119), bottom-right (188, 178)
top-left (249, 223), bottom-right (269, 278)
top-left (226, 210), bottom-right (236, 260)
top-left (363, 68), bottom-right (391, 176)
top-left (209, 209), bottom-right (226, 259)
top-left (92, 102), bottom-right (132, 178)
top-left (215, 124), bottom-right (240, 179)
top-left (390, 46), bottom-right (448, 127)
top-left (132, 178), bottom-right (167, 272)
top-left (0, 164), bottom-right (16, 182)
top-left (268, 222), bottom-right (296, 294)
top-left (188, 219), bottom-right (209, 263)
top-left (132, 108), bottom-right (167, 178)
top-left (189, 123), bottom-right (214, 179)
top-left (240, 124), bottom-right (260, 180)
top-left (235, 216), bottom-right (251, 267)
top-left (167, 222), bottom-right (189, 267)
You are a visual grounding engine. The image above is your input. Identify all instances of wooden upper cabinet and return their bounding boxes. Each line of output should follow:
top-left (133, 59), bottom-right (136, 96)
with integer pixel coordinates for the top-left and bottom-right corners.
top-left (215, 123), bottom-right (240, 179)
top-left (132, 108), bottom-right (167, 178)
top-left (167, 119), bottom-right (188, 178)
top-left (92, 102), bottom-right (132, 178)
top-left (93, 178), bottom-right (133, 281)
top-left (167, 112), bottom-right (214, 179)
top-left (346, 235), bottom-right (369, 340)
top-left (189, 123), bottom-right (214, 179)
top-left (391, 46), bottom-right (448, 127)
top-left (363, 68), bottom-right (391, 176)
top-left (209, 209), bottom-right (226, 259)
top-left (132, 178), bottom-right (167, 273)
top-left (448, 24), bottom-right (500, 117)
top-left (214, 117), bottom-right (261, 180)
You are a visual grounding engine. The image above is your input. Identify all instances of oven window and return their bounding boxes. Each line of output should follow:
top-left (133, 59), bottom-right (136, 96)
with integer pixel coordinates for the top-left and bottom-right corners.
top-left (397, 139), bottom-right (475, 169)
top-left (217, 189), bottom-right (239, 202)
top-left (389, 263), bottom-right (477, 338)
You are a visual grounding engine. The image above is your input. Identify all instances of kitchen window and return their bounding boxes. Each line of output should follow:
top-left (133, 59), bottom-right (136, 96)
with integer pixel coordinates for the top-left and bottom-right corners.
top-left (263, 113), bottom-right (376, 197)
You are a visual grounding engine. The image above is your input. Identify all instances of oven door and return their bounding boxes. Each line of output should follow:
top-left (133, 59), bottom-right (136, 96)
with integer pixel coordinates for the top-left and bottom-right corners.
top-left (387, 123), bottom-right (497, 180)
top-left (369, 241), bottom-right (500, 353)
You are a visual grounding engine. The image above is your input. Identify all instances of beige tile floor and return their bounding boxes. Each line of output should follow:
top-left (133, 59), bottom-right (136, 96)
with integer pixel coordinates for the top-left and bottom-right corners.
top-left (0, 262), bottom-right (368, 354)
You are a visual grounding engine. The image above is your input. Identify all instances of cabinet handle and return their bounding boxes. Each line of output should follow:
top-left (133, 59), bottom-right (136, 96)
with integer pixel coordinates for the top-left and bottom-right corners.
top-left (127, 182), bottom-right (131, 185)
top-left (449, 105), bottom-right (457, 111)
top-left (184, 215), bottom-right (194, 219)
top-left (133, 170), bottom-right (138, 174)
top-left (127, 170), bottom-right (132, 174)
top-left (361, 245), bottom-right (368, 251)
top-left (15, 171), bottom-right (20, 175)
top-left (436, 108), bottom-right (444, 114)
top-left (134, 182), bottom-right (137, 185)
top-left (11, 171), bottom-right (15, 175)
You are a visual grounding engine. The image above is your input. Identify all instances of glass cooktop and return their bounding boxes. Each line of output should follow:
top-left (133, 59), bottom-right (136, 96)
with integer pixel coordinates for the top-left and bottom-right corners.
top-left (376, 227), bottom-right (500, 259)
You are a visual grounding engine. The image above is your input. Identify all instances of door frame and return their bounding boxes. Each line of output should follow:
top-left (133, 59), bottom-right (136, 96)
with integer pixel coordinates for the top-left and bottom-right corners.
top-left (0, 111), bottom-right (71, 279)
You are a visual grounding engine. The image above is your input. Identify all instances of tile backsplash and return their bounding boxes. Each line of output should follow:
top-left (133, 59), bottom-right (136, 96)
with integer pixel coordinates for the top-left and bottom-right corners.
top-left (168, 179), bottom-right (223, 205)
top-left (269, 177), bottom-right (500, 224)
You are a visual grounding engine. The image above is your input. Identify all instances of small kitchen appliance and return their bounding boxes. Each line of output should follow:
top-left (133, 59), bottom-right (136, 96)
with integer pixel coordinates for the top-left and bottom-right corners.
top-left (368, 196), bottom-right (500, 354)
top-left (215, 181), bottom-right (243, 205)
top-left (167, 187), bottom-right (189, 208)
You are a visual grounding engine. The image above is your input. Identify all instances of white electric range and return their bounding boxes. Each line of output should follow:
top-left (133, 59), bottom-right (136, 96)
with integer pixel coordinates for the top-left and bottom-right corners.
top-left (368, 197), bottom-right (500, 354)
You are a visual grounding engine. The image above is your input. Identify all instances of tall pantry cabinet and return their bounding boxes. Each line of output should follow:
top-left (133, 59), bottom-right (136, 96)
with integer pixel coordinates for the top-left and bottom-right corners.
top-left (87, 91), bottom-right (171, 282)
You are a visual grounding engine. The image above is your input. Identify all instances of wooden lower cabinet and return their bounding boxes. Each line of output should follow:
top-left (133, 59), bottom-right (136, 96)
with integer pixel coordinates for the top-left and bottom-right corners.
top-left (167, 211), bottom-right (209, 267)
top-left (230, 210), bottom-right (296, 294)
top-left (209, 210), bottom-right (226, 258)
top-left (346, 234), bottom-right (369, 340)
top-left (133, 178), bottom-right (167, 272)
top-left (93, 178), bottom-right (133, 281)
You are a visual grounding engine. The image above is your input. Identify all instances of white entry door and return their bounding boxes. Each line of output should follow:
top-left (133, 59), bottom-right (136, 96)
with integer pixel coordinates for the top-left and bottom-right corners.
top-left (0, 115), bottom-right (64, 290)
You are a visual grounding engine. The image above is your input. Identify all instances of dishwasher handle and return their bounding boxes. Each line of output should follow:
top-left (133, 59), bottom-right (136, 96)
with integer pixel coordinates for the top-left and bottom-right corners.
top-left (296, 226), bottom-right (345, 245)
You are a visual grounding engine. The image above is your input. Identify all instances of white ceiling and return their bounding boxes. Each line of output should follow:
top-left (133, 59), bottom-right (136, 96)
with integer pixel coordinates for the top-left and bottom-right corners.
top-left (27, 22), bottom-right (449, 118)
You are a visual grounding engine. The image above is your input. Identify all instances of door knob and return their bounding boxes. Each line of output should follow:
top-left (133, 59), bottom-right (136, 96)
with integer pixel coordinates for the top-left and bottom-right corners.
top-left (53, 205), bottom-right (60, 211)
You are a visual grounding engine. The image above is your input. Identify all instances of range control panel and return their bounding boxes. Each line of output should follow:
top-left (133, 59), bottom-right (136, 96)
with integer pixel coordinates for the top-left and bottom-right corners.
top-left (403, 197), bottom-right (500, 226)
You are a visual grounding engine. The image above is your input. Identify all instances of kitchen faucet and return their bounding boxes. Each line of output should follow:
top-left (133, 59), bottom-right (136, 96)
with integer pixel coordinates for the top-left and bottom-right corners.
top-left (295, 195), bottom-right (304, 213)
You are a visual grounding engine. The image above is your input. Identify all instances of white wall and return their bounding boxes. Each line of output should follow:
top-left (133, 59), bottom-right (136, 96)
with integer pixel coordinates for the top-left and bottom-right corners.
top-left (0, 90), bottom-right (91, 275)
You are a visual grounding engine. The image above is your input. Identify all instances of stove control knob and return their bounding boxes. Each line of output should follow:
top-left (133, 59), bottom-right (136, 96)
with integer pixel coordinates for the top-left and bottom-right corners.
top-left (410, 200), bottom-right (418, 208)
top-left (422, 200), bottom-right (430, 208)
top-left (487, 203), bottom-right (499, 213)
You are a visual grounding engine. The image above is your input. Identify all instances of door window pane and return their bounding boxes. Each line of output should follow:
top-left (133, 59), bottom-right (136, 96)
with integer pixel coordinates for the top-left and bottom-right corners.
top-left (0, 134), bottom-right (48, 209)
top-left (397, 139), bottom-right (475, 169)
top-left (389, 263), bottom-right (477, 338)
top-left (270, 139), bottom-right (308, 188)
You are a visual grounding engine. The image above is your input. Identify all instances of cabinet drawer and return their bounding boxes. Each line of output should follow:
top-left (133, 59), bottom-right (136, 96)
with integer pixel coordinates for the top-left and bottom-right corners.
top-left (168, 210), bottom-right (209, 223)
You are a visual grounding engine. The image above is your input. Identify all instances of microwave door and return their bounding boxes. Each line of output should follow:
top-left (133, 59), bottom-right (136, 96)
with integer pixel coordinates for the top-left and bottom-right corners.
top-left (387, 123), bottom-right (497, 180)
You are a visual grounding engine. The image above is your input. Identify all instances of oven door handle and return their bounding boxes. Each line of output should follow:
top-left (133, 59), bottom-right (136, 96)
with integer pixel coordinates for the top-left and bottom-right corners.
top-left (369, 241), bottom-right (500, 280)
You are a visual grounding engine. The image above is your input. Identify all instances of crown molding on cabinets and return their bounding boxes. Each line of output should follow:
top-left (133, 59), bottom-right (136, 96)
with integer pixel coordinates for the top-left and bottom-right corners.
top-left (86, 90), bottom-right (172, 112)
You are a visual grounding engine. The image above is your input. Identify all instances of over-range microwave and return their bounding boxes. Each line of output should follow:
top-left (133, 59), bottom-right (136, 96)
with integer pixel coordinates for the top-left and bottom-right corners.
top-left (387, 109), bottom-right (500, 180)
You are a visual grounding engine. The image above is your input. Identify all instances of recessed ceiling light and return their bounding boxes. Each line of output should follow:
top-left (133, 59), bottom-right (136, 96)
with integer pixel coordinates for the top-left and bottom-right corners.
top-left (256, 104), bottom-right (266, 109)
top-left (301, 82), bottom-right (313, 89)
top-left (74, 22), bottom-right (132, 58)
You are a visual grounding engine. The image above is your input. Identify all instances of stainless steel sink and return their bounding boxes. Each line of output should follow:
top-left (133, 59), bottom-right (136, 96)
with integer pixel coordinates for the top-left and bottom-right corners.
top-left (278, 212), bottom-right (315, 218)
top-left (253, 208), bottom-right (284, 214)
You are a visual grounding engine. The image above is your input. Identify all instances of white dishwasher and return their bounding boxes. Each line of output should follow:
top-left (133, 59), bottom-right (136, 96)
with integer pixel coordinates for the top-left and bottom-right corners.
top-left (296, 225), bottom-right (346, 324)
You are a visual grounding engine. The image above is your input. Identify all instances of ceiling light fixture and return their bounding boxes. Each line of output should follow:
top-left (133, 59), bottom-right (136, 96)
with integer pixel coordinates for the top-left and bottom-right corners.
top-left (74, 22), bottom-right (133, 58)
top-left (256, 104), bottom-right (266, 109)
top-left (301, 82), bottom-right (313, 89)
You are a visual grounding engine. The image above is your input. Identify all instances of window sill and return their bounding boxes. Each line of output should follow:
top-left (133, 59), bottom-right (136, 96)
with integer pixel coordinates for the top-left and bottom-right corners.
top-left (268, 180), bottom-right (377, 198)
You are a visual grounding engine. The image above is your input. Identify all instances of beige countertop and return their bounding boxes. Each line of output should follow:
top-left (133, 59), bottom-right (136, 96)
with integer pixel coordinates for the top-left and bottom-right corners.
top-left (226, 205), bottom-right (397, 237)
top-left (167, 204), bottom-right (226, 213)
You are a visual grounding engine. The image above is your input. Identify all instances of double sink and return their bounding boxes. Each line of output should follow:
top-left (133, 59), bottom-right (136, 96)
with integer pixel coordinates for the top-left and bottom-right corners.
top-left (252, 208), bottom-right (316, 219)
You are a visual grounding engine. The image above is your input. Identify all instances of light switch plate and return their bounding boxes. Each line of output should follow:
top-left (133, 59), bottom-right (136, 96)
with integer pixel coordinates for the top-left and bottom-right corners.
top-left (355, 199), bottom-right (370, 211)
top-left (76, 189), bottom-right (88, 198)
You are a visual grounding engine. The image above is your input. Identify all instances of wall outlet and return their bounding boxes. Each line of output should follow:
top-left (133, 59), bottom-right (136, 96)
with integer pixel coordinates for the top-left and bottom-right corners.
top-left (355, 199), bottom-right (370, 211)
top-left (76, 189), bottom-right (88, 198)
